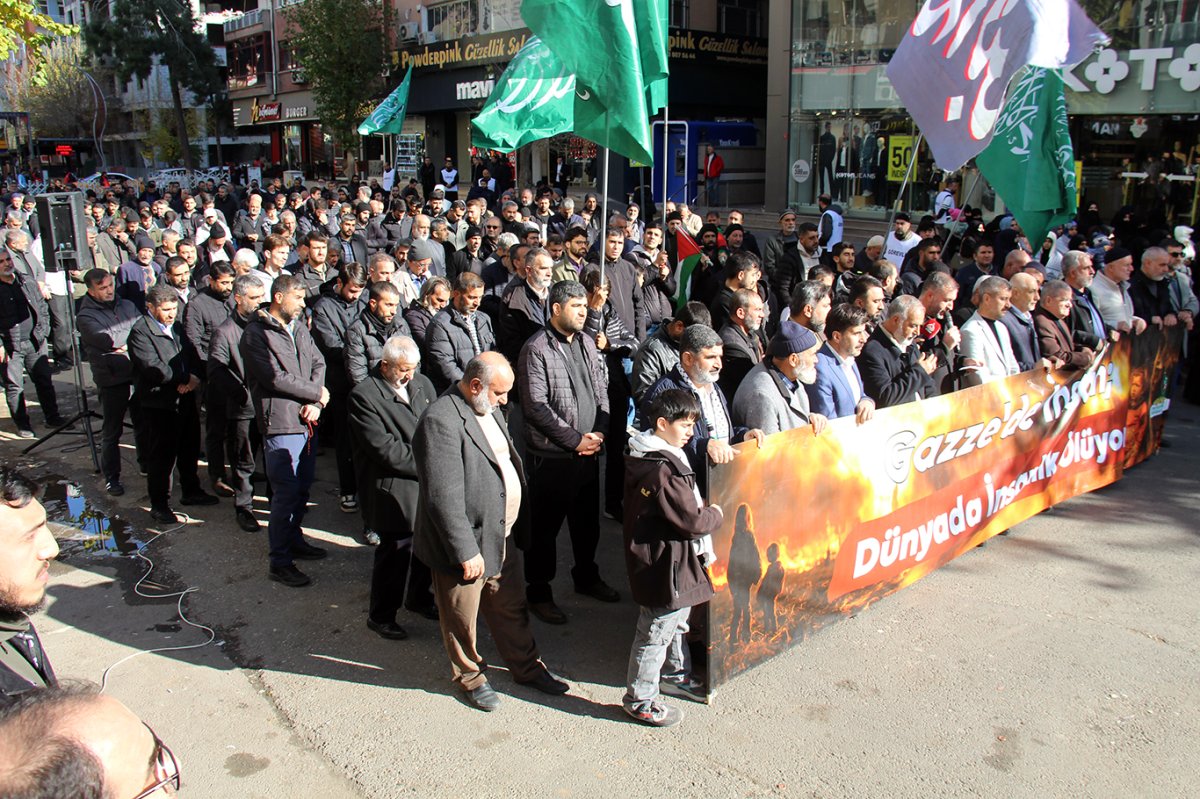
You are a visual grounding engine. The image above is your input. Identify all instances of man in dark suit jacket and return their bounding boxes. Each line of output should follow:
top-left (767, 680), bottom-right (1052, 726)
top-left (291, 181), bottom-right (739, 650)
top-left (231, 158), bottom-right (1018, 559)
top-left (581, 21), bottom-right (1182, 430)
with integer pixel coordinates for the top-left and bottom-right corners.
top-left (349, 336), bottom-right (437, 640)
top-left (1062, 251), bottom-right (1108, 350)
top-left (412, 352), bottom-right (569, 711)
top-left (0, 468), bottom-right (59, 697)
top-left (1000, 272), bottom-right (1043, 371)
top-left (858, 295), bottom-right (937, 409)
top-left (209, 274), bottom-right (266, 533)
top-left (128, 285), bottom-right (216, 524)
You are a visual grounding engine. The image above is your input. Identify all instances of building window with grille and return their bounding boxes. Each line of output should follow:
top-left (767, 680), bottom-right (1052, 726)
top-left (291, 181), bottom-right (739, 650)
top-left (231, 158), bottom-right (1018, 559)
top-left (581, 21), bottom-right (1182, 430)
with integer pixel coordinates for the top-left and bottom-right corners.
top-left (669, 0), bottom-right (689, 28)
top-left (719, 0), bottom-right (764, 37)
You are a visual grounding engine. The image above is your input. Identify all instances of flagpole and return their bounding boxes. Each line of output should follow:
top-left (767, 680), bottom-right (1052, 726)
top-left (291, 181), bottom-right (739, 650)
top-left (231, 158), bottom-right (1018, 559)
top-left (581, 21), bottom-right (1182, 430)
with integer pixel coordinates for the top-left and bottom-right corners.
top-left (887, 132), bottom-right (924, 234)
top-left (942, 168), bottom-right (984, 257)
top-left (661, 105), bottom-right (670, 221)
top-left (600, 138), bottom-right (610, 284)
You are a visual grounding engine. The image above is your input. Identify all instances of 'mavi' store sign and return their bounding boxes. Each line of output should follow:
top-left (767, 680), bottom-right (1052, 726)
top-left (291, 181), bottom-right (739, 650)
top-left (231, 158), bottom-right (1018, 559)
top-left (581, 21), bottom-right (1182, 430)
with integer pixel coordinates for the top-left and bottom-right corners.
top-left (456, 79), bottom-right (495, 101)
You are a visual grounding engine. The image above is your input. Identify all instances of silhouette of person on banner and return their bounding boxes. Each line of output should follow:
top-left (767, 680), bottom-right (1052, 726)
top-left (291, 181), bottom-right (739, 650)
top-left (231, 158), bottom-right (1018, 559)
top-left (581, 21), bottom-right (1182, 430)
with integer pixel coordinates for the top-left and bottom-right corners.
top-left (727, 503), bottom-right (762, 644)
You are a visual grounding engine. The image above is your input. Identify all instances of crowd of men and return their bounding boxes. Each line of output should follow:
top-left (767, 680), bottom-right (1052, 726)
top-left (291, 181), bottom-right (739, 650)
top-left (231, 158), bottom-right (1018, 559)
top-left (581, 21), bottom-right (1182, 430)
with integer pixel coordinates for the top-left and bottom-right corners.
top-left (0, 170), bottom-right (1196, 732)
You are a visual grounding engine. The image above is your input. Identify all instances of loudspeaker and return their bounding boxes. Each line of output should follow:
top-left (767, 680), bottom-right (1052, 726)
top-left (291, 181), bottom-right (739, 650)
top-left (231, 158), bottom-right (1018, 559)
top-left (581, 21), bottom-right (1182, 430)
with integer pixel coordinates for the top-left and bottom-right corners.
top-left (36, 192), bottom-right (88, 273)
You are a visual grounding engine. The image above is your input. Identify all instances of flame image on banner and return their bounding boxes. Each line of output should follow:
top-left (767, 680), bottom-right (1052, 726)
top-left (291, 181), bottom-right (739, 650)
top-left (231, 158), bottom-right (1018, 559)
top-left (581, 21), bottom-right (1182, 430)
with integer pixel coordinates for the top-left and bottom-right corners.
top-left (702, 327), bottom-right (1181, 694)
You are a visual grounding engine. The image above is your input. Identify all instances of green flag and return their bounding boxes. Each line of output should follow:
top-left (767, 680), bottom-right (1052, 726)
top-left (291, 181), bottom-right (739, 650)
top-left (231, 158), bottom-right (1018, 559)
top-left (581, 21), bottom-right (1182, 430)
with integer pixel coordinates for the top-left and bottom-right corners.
top-left (976, 67), bottom-right (1078, 247)
top-left (357, 66), bottom-right (412, 136)
top-left (634, 0), bottom-right (670, 115)
top-left (471, 37), bottom-right (576, 152)
top-left (522, 0), bottom-right (654, 164)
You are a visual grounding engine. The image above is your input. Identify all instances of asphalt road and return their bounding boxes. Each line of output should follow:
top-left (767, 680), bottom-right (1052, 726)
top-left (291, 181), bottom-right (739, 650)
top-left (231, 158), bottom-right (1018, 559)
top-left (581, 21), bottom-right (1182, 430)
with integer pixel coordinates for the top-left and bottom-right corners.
top-left (8, 380), bottom-right (1198, 798)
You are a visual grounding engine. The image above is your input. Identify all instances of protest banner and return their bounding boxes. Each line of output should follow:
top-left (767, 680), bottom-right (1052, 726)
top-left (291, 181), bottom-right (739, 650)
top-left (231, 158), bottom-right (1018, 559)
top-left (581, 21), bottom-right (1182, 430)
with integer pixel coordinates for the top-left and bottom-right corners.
top-left (702, 326), bottom-right (1181, 698)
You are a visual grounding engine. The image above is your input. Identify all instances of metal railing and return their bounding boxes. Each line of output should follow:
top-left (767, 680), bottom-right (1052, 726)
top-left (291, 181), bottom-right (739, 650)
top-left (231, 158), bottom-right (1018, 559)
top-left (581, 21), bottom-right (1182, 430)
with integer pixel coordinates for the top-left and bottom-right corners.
top-left (224, 8), bottom-right (265, 33)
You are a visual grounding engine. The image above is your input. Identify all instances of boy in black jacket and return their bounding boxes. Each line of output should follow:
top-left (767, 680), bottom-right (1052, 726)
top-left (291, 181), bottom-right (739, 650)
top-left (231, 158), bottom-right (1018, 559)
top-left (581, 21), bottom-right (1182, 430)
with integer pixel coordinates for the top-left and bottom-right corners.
top-left (622, 389), bottom-right (724, 727)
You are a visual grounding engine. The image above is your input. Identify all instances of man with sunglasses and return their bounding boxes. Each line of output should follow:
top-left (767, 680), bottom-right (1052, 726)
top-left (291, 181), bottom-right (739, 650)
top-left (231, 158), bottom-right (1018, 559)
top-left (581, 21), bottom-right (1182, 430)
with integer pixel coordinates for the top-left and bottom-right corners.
top-left (0, 683), bottom-right (180, 798)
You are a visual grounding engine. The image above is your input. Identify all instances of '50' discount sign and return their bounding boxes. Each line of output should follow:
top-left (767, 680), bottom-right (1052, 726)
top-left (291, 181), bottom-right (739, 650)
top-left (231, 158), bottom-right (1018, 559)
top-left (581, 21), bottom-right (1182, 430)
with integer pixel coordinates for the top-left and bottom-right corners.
top-left (888, 135), bottom-right (914, 183)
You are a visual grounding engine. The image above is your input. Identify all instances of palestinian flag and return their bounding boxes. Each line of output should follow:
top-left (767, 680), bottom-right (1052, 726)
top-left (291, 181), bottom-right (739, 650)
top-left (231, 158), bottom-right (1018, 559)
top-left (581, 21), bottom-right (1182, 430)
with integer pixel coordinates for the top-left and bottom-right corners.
top-left (674, 229), bottom-right (703, 312)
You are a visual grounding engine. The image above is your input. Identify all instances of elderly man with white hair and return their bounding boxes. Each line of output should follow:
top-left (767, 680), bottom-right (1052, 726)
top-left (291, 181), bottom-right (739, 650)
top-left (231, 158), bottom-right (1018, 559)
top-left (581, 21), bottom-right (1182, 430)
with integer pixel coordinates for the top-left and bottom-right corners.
top-left (348, 335), bottom-right (439, 639)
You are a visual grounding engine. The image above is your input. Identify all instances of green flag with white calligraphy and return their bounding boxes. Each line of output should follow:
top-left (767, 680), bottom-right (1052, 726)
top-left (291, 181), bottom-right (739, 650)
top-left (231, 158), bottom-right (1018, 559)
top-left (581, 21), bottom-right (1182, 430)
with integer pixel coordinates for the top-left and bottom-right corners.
top-left (357, 66), bottom-right (412, 136)
top-left (976, 67), bottom-right (1078, 247)
top-left (471, 37), bottom-right (576, 152)
top-left (522, 0), bottom-right (656, 164)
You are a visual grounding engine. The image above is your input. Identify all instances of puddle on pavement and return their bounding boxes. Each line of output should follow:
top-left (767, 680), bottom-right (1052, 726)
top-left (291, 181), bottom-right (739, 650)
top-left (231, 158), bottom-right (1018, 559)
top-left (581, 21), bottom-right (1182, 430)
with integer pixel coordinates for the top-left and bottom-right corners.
top-left (40, 476), bottom-right (148, 559)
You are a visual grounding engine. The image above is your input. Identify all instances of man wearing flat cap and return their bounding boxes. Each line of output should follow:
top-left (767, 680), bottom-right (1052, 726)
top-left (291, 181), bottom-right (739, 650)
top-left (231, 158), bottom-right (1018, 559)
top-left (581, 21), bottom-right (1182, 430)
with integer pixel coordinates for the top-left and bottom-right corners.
top-left (732, 320), bottom-right (827, 436)
top-left (1089, 246), bottom-right (1147, 336)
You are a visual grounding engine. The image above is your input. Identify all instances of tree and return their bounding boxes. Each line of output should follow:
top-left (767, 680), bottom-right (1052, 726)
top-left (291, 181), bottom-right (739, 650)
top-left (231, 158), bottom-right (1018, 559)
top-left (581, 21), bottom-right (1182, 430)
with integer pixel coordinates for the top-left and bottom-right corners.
top-left (2, 38), bottom-right (115, 139)
top-left (83, 0), bottom-right (220, 170)
top-left (0, 0), bottom-right (75, 72)
top-left (286, 0), bottom-right (385, 151)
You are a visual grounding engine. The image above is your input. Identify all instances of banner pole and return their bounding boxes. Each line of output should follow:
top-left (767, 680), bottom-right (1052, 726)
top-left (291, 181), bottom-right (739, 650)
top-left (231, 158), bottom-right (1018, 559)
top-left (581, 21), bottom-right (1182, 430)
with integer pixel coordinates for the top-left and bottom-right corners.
top-left (887, 132), bottom-right (924, 234)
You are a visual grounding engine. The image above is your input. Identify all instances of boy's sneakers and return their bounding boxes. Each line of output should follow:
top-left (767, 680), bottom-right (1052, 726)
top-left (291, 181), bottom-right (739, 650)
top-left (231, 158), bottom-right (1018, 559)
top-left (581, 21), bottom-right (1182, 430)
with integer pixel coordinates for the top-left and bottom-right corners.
top-left (659, 677), bottom-right (707, 703)
top-left (625, 700), bottom-right (683, 728)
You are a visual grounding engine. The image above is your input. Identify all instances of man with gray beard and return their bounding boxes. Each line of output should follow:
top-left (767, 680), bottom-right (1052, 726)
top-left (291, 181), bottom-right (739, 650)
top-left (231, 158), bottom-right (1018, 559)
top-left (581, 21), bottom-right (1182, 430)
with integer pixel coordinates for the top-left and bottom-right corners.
top-left (641, 325), bottom-right (764, 497)
top-left (413, 352), bottom-right (569, 711)
top-left (732, 320), bottom-right (827, 436)
top-left (858, 294), bottom-right (938, 408)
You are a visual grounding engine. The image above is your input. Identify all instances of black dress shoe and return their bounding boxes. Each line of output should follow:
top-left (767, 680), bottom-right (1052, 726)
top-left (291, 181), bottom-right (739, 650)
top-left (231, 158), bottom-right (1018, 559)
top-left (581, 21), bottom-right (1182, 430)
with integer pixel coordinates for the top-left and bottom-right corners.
top-left (404, 602), bottom-right (439, 621)
top-left (45, 416), bottom-right (70, 428)
top-left (268, 564), bottom-right (311, 587)
top-left (149, 507), bottom-right (178, 524)
top-left (180, 491), bottom-right (219, 506)
top-left (366, 617), bottom-right (409, 640)
top-left (465, 682), bottom-right (500, 712)
top-left (291, 540), bottom-right (328, 560)
top-left (235, 507), bottom-right (260, 532)
top-left (528, 600), bottom-right (568, 625)
top-left (516, 669), bottom-right (570, 695)
top-left (575, 579), bottom-right (621, 603)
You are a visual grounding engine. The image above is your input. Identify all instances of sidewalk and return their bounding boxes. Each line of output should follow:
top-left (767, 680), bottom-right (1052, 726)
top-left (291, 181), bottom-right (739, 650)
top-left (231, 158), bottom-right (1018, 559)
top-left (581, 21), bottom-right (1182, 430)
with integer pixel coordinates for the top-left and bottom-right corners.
top-left (7, 366), bottom-right (1199, 797)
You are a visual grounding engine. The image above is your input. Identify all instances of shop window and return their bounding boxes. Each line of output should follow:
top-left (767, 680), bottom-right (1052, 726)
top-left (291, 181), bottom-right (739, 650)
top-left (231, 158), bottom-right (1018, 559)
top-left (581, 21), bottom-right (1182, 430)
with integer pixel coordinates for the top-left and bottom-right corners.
top-left (719, 0), bottom-right (764, 37)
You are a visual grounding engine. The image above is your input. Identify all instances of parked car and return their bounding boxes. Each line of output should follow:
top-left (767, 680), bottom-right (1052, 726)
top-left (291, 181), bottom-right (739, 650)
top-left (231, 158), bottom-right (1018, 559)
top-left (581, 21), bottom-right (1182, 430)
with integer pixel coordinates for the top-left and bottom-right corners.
top-left (76, 172), bottom-right (139, 191)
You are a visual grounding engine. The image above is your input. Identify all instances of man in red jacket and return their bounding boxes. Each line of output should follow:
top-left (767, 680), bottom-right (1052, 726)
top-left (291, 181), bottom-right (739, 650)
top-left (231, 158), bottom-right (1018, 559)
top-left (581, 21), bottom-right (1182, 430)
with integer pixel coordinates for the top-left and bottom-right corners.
top-left (702, 145), bottom-right (725, 208)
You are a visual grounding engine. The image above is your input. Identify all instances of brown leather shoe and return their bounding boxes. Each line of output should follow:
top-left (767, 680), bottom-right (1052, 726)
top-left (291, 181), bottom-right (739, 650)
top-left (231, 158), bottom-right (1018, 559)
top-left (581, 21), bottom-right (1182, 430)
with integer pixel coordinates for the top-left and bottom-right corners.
top-left (528, 601), bottom-right (568, 625)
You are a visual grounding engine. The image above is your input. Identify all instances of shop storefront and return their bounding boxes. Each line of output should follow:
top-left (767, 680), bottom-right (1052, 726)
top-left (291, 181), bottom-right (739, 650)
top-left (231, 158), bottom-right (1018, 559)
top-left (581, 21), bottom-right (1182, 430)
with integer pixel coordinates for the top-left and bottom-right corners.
top-left (390, 12), bottom-right (768, 197)
top-left (782, 0), bottom-right (1200, 226)
top-left (232, 91), bottom-right (339, 178)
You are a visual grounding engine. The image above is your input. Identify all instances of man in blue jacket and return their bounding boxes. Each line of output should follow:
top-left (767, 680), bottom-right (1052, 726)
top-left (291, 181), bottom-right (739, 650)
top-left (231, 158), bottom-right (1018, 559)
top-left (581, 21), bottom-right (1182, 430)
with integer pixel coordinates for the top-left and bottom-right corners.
top-left (806, 304), bottom-right (876, 424)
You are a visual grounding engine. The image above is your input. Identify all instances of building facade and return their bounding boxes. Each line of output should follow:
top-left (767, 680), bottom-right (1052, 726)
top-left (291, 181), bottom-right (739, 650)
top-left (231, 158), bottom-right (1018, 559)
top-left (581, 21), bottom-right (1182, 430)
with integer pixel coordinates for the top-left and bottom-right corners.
top-left (220, 0), bottom-right (770, 199)
top-left (764, 0), bottom-right (1200, 227)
